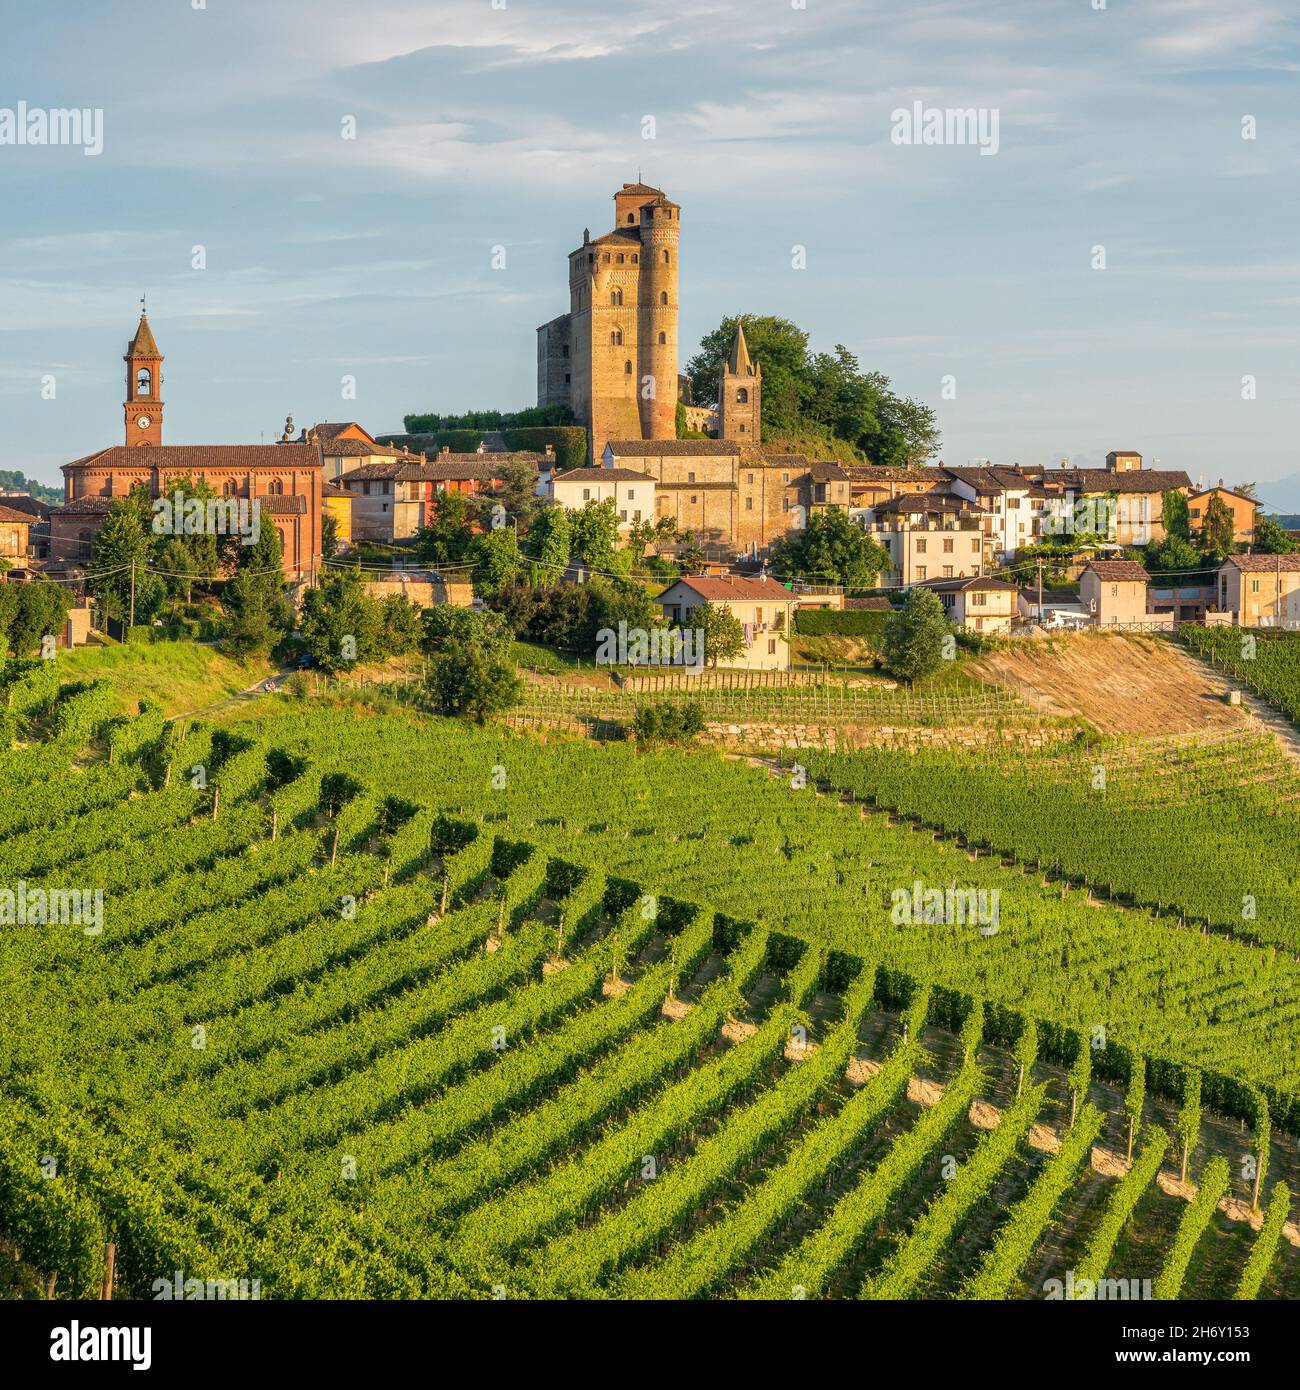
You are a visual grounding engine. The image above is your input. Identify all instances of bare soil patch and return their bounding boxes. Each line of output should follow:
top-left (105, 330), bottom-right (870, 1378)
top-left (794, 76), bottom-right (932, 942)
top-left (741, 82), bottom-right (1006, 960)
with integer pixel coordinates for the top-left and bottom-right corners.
top-left (967, 634), bottom-right (1246, 736)
top-left (662, 997), bottom-right (692, 1021)
top-left (719, 1015), bottom-right (755, 1040)
top-left (969, 1099), bottom-right (1002, 1130)
top-left (846, 1056), bottom-right (881, 1086)
top-left (1028, 1123), bottom-right (1062, 1154)
top-left (908, 1076), bottom-right (944, 1107)
top-left (1091, 1145), bottom-right (1131, 1179)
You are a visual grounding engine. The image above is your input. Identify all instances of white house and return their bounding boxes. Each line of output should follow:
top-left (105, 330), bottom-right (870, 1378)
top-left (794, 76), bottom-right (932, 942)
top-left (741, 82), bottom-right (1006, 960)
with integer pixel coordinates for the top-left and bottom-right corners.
top-left (655, 574), bottom-right (799, 670)
top-left (548, 466), bottom-right (656, 533)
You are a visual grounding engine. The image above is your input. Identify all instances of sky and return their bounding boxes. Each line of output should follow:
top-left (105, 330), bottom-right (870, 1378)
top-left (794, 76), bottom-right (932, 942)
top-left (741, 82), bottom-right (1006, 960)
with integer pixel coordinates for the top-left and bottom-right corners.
top-left (2, 0), bottom-right (1299, 503)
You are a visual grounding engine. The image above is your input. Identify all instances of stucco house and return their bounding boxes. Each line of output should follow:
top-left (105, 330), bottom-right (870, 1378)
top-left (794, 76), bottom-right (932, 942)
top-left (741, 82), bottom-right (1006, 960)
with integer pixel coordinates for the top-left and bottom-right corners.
top-left (655, 574), bottom-right (798, 670)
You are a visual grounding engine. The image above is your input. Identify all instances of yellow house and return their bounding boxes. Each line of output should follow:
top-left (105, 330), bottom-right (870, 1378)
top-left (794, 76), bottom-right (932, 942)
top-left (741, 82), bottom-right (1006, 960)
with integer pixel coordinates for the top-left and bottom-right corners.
top-left (1079, 560), bottom-right (1152, 626)
top-left (0, 505), bottom-right (32, 562)
top-left (321, 483), bottom-right (352, 548)
top-left (1217, 555), bottom-right (1300, 627)
top-left (655, 574), bottom-right (799, 670)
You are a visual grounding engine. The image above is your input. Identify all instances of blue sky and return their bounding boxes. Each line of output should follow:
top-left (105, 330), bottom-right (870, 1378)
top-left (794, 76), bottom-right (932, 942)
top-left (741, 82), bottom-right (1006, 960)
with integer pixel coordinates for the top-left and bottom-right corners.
top-left (3, 0), bottom-right (1299, 502)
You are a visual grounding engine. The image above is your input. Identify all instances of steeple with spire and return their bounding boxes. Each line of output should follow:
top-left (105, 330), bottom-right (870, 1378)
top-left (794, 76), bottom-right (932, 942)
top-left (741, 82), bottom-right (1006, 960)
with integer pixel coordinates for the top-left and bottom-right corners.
top-left (718, 320), bottom-right (760, 443)
top-left (124, 304), bottom-right (164, 446)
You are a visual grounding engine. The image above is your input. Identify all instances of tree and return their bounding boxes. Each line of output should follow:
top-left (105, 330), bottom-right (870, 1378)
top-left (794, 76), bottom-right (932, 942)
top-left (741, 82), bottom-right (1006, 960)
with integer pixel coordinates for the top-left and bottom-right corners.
top-left (692, 601), bottom-right (745, 667)
top-left (1144, 534), bottom-right (1202, 577)
top-left (425, 643), bottom-right (521, 723)
top-left (299, 569), bottom-right (382, 673)
top-left (684, 313), bottom-right (941, 464)
top-left (1161, 490), bottom-right (1190, 543)
top-left (626, 515), bottom-right (676, 566)
top-left (91, 489), bottom-right (161, 623)
top-left (881, 587), bottom-right (950, 683)
top-left (417, 491), bottom-right (475, 568)
top-left (420, 606), bottom-right (521, 723)
top-left (1199, 494), bottom-right (1236, 561)
top-left (527, 505), bottom-right (571, 573)
top-left (6, 581), bottom-right (73, 657)
top-left (321, 511), bottom-right (340, 560)
top-left (570, 498), bottom-right (621, 572)
top-left (222, 513), bottom-right (291, 657)
top-left (769, 508), bottom-right (891, 588)
top-left (477, 456), bottom-right (543, 532)
top-left (379, 592), bottom-right (422, 654)
top-left (470, 526), bottom-right (522, 599)
top-left (1253, 515), bottom-right (1296, 555)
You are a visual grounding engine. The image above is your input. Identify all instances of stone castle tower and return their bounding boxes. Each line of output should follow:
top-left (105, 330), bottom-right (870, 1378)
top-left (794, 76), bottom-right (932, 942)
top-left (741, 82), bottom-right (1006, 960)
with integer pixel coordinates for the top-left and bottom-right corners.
top-left (124, 308), bottom-right (164, 446)
top-left (717, 321), bottom-right (761, 444)
top-left (537, 181), bottom-right (680, 460)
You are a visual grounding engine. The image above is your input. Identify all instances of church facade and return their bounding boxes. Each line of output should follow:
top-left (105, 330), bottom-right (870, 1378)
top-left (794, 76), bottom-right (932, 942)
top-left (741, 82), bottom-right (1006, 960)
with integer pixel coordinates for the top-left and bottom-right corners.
top-left (537, 181), bottom-right (681, 461)
top-left (51, 311), bottom-right (324, 580)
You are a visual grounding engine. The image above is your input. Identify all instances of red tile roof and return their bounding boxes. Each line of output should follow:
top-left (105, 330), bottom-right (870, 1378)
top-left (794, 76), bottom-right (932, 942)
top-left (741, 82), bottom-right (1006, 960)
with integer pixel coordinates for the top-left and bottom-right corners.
top-left (1084, 560), bottom-right (1151, 582)
top-left (657, 575), bottom-right (798, 604)
top-left (62, 444), bottom-right (322, 473)
top-left (0, 505), bottom-right (34, 525)
top-left (1225, 554), bottom-right (1300, 572)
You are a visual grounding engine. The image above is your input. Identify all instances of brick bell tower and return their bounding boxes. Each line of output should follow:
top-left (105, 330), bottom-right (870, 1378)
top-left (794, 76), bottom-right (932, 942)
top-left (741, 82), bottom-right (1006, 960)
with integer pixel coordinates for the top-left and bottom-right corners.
top-left (124, 304), bottom-right (163, 446)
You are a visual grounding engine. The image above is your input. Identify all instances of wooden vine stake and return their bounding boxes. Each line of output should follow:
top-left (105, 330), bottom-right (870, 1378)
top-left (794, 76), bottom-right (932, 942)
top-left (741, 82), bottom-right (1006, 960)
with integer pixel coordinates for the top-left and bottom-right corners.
top-left (100, 1242), bottom-right (116, 1301)
top-left (270, 806), bottom-right (278, 842)
top-left (211, 784), bottom-right (220, 821)
top-left (330, 826), bottom-right (340, 868)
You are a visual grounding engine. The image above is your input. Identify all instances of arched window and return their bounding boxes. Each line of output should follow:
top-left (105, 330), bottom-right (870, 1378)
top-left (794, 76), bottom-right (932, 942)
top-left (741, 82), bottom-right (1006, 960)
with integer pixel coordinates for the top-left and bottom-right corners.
top-left (662, 250), bottom-right (669, 264)
top-left (737, 388), bottom-right (749, 404)
top-left (267, 478), bottom-right (284, 496)
top-left (610, 328), bottom-right (623, 346)
top-left (660, 291), bottom-right (668, 305)
top-left (626, 213), bottom-right (634, 224)
top-left (136, 368), bottom-right (151, 396)
top-left (658, 332), bottom-right (666, 345)
top-left (624, 360), bottom-right (633, 375)
top-left (611, 288), bottom-right (623, 306)
top-left (616, 253), bottom-right (625, 264)
top-left (631, 254), bottom-right (638, 263)
top-left (222, 479), bottom-right (236, 496)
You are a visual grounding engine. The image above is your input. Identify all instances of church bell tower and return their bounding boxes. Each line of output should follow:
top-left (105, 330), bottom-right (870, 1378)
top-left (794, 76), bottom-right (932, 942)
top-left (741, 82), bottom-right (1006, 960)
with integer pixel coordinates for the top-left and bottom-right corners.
top-left (124, 305), bottom-right (164, 446)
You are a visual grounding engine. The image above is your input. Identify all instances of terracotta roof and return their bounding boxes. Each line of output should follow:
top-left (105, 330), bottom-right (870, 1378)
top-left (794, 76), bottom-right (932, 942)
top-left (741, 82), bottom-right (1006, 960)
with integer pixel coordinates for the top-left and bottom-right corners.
top-left (1224, 555), bottom-right (1300, 573)
top-left (807, 461), bottom-right (850, 482)
top-left (1054, 468), bottom-right (1192, 493)
top-left (309, 422), bottom-right (371, 442)
top-left (607, 440), bottom-right (739, 457)
top-left (0, 505), bottom-right (33, 525)
top-left (619, 181), bottom-right (666, 196)
top-left (434, 452), bottom-right (540, 466)
top-left (1106, 450), bottom-right (1143, 459)
top-left (127, 312), bottom-right (160, 358)
top-left (1188, 486), bottom-right (1259, 505)
top-left (842, 465), bottom-right (949, 484)
top-left (0, 494), bottom-right (51, 520)
top-left (588, 230), bottom-right (643, 248)
top-left (51, 497), bottom-right (114, 516)
top-left (258, 495), bottom-right (307, 516)
top-left (657, 575), bottom-right (797, 604)
top-left (321, 483), bottom-right (350, 498)
top-left (318, 437), bottom-right (414, 458)
top-left (61, 444), bottom-right (322, 473)
top-left (554, 467), bottom-right (654, 483)
top-left (872, 492), bottom-right (972, 514)
top-left (1084, 560), bottom-right (1151, 583)
top-left (340, 462), bottom-right (425, 483)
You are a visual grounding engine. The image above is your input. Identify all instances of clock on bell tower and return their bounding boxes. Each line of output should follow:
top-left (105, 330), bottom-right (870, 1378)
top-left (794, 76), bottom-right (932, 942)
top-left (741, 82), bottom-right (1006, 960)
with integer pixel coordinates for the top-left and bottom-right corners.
top-left (124, 303), bottom-right (164, 446)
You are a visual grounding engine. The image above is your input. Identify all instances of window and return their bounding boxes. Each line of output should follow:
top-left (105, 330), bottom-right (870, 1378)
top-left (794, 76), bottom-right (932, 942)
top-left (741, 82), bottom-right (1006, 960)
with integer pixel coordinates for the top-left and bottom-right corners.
top-left (582, 488), bottom-right (591, 501)
top-left (611, 328), bottom-right (623, 346)
top-left (737, 388), bottom-right (748, 404)
top-left (756, 609), bottom-right (763, 623)
top-left (782, 473), bottom-right (789, 483)
top-left (136, 368), bottom-right (152, 396)
top-left (1008, 497), bottom-right (1020, 509)
top-left (782, 498), bottom-right (790, 512)
top-left (916, 539), bottom-right (927, 553)
top-left (268, 478), bottom-right (283, 495)
top-left (768, 639), bottom-right (777, 654)
top-left (564, 373), bottom-right (570, 384)
top-left (627, 489), bottom-right (635, 500)
top-left (690, 495), bottom-right (697, 505)
top-left (943, 538), bottom-right (953, 553)
top-left (222, 479), bottom-right (236, 496)
top-left (1111, 585), bottom-right (1118, 597)
top-left (974, 617), bottom-right (983, 630)
top-left (631, 254), bottom-right (638, 263)
top-left (561, 345), bottom-right (569, 358)
top-left (616, 253), bottom-right (624, 264)
top-left (745, 497), bottom-right (753, 510)
top-left (363, 481), bottom-right (371, 496)
top-left (1190, 507), bottom-right (1200, 519)
top-left (625, 360), bottom-right (633, 374)
top-left (688, 472), bottom-right (696, 483)
top-left (662, 250), bottom-right (669, 263)
top-left (971, 538), bottom-right (979, 551)
top-left (1252, 579), bottom-right (1260, 593)
top-left (633, 510), bottom-right (641, 522)
top-left (739, 424), bottom-right (746, 432)
top-left (747, 473), bottom-right (754, 484)
top-left (942, 565), bottom-right (953, 578)
top-left (660, 292), bottom-right (668, 305)
top-left (972, 592), bottom-right (986, 606)
top-left (602, 253), bottom-right (610, 263)
top-left (916, 565), bottom-right (927, 579)
top-left (627, 213), bottom-right (635, 223)
top-left (620, 510), bottom-right (627, 522)
top-left (611, 289), bottom-right (623, 306)
top-left (658, 332), bottom-right (666, 345)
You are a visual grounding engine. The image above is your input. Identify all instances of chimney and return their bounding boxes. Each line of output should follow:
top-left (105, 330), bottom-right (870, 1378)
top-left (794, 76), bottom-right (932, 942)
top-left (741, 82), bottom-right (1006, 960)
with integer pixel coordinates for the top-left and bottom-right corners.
top-left (441, 445), bottom-right (450, 457)
top-left (545, 443), bottom-right (555, 459)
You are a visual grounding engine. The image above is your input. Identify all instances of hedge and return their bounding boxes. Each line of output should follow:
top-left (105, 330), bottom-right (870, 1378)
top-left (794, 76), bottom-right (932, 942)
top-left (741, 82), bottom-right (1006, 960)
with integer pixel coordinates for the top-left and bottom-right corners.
top-left (793, 608), bottom-right (891, 641)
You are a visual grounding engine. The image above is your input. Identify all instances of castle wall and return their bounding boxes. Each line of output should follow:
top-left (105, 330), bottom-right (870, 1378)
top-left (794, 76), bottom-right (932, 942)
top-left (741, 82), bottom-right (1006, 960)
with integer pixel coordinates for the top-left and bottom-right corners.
top-left (536, 315), bottom-right (571, 409)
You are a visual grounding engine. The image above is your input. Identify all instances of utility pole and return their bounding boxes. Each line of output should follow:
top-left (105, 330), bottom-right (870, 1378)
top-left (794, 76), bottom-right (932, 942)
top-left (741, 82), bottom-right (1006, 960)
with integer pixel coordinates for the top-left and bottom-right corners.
top-left (129, 558), bottom-right (137, 629)
top-left (1037, 556), bottom-right (1044, 623)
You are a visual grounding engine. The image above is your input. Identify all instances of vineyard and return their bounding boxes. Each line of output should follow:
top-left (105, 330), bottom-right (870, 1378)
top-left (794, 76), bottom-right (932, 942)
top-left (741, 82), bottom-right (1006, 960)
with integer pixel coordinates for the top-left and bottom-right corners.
top-left (2, 703), bottom-right (1298, 1299)
top-left (1181, 625), bottom-right (1300, 724)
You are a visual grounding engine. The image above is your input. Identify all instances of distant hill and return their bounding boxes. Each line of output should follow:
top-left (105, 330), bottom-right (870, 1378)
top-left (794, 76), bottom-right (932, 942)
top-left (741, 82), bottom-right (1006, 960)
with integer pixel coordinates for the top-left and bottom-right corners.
top-left (0, 470), bottom-right (61, 506)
